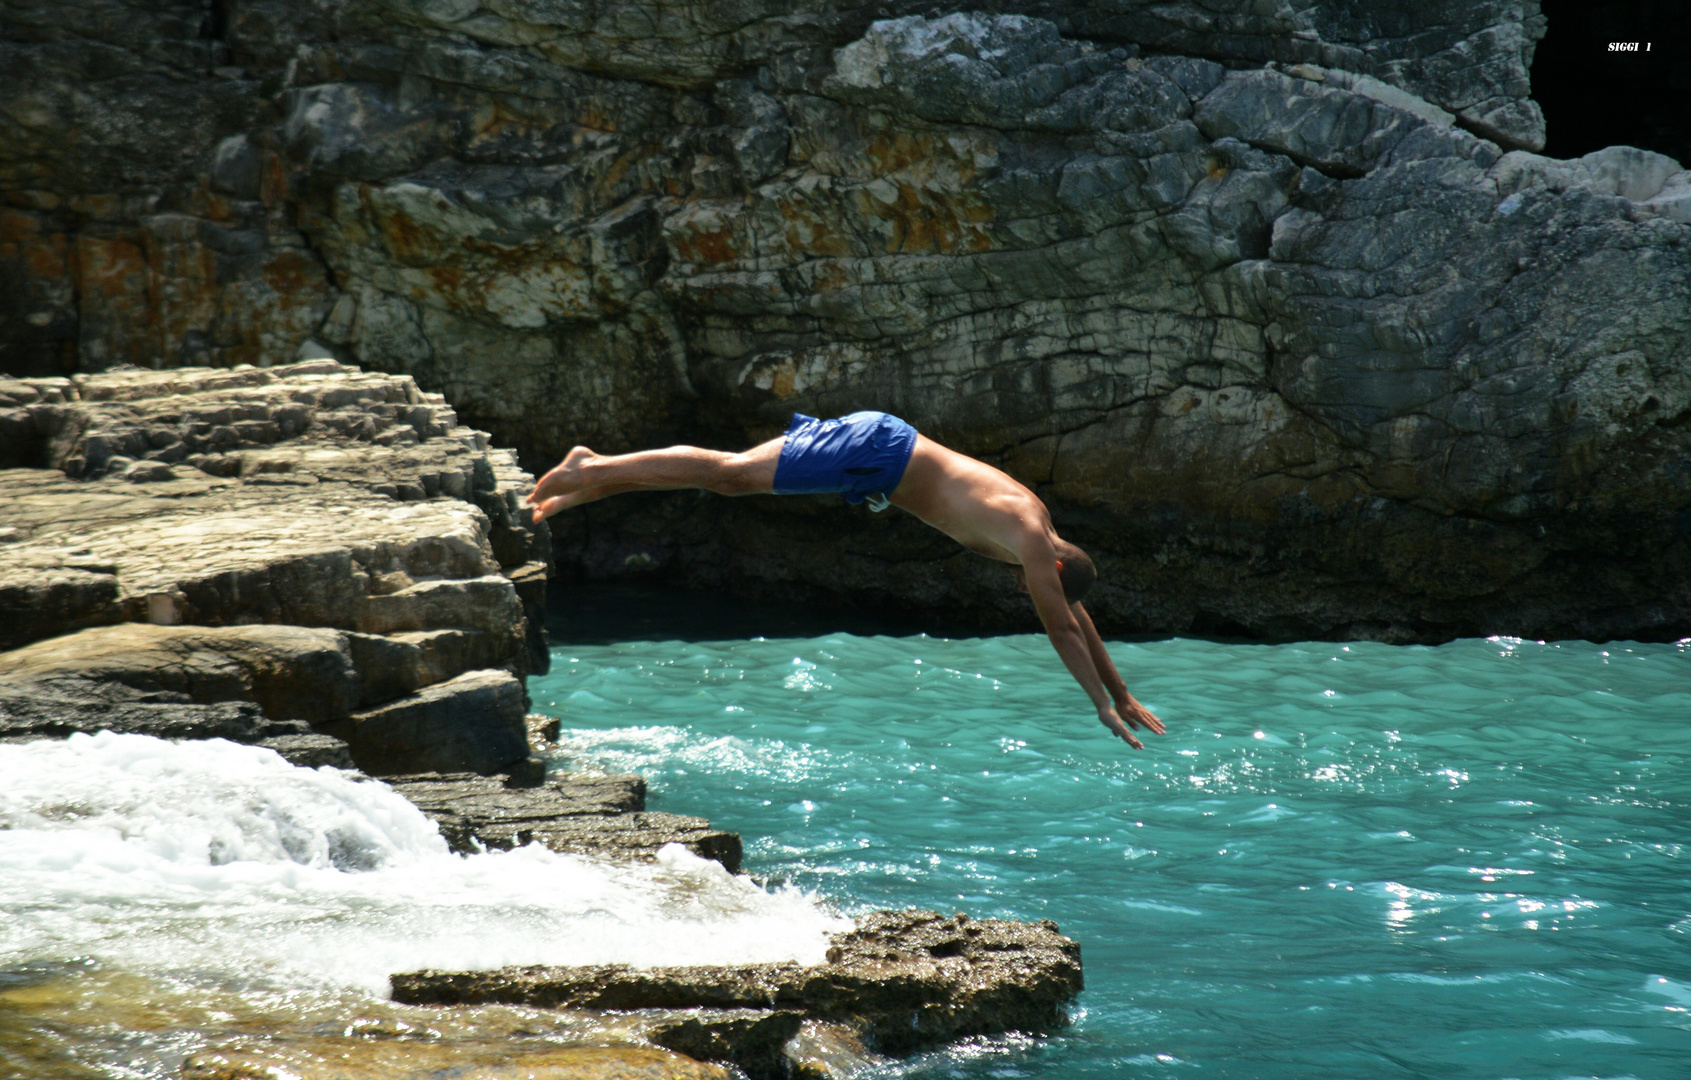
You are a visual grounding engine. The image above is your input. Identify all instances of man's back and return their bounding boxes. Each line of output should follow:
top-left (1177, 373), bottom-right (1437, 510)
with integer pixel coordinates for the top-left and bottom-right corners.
top-left (889, 436), bottom-right (1055, 566)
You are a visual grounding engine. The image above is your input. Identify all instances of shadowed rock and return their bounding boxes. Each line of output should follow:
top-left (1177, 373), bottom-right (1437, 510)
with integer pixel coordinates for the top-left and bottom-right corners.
top-left (257, 733), bottom-right (358, 769)
top-left (12, 2), bottom-right (1685, 643)
top-left (339, 669), bottom-right (529, 777)
top-left (643, 1009), bottom-right (807, 1080)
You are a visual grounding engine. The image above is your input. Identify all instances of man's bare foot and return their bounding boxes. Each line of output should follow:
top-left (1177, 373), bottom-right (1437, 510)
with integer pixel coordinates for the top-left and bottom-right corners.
top-left (529, 446), bottom-right (596, 503)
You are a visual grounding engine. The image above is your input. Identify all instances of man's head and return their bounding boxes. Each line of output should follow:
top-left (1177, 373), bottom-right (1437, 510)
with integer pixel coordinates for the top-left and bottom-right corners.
top-left (1053, 539), bottom-right (1096, 604)
top-left (1012, 540), bottom-right (1097, 605)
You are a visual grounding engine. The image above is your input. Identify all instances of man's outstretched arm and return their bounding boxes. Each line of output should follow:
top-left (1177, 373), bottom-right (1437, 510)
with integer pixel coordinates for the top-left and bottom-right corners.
top-left (1072, 601), bottom-right (1164, 736)
top-left (1019, 550), bottom-right (1150, 750)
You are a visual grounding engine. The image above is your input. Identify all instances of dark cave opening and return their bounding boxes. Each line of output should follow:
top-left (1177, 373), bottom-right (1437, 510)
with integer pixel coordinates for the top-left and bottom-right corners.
top-left (1534, 0), bottom-right (1691, 164)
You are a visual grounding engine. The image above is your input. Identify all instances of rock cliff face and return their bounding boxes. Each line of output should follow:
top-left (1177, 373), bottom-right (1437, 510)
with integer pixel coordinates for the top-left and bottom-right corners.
top-left (4, 0), bottom-right (1689, 641)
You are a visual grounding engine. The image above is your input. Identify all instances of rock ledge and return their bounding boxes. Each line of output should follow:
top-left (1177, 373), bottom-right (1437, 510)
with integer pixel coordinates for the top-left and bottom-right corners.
top-left (393, 910), bottom-right (1083, 1077)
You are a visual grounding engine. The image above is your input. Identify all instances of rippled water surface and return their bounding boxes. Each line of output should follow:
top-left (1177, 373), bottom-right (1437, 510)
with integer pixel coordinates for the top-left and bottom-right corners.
top-left (533, 627), bottom-right (1691, 1079)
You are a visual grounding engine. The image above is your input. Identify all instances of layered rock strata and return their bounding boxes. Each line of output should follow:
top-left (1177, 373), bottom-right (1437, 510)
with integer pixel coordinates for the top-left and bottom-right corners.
top-left (393, 910), bottom-right (1084, 1079)
top-left (0, 359), bottom-right (756, 869)
top-left (0, 360), bottom-right (548, 775)
top-left (4, 2), bottom-right (1687, 640)
top-left (387, 770), bottom-right (745, 871)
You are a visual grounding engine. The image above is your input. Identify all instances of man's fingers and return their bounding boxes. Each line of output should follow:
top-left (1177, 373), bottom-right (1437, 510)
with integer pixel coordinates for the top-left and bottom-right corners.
top-left (1100, 714), bottom-right (1143, 750)
top-left (1118, 704), bottom-right (1165, 736)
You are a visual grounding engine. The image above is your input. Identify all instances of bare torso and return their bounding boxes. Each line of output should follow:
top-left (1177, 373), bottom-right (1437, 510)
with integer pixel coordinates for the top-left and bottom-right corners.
top-left (888, 435), bottom-right (1055, 565)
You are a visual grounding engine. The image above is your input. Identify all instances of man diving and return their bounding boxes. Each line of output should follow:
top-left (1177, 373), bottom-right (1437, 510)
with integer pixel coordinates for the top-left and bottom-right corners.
top-left (527, 411), bottom-right (1166, 749)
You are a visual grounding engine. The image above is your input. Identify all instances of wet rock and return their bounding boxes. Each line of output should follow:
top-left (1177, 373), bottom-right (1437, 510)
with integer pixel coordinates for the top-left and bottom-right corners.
top-left (383, 771), bottom-right (743, 871)
top-left (392, 911), bottom-right (1082, 1071)
top-left (258, 733), bottom-right (357, 769)
top-left (510, 813), bottom-right (744, 873)
top-left (0, 680), bottom-right (279, 744)
top-left (643, 1008), bottom-right (805, 1080)
top-left (779, 1018), bottom-right (886, 1080)
top-left (180, 1042), bottom-right (731, 1080)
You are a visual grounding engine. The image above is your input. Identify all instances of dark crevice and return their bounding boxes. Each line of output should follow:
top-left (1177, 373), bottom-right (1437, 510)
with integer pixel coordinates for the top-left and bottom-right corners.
top-left (1236, 139), bottom-right (1366, 182)
top-left (202, 0), bottom-right (229, 42)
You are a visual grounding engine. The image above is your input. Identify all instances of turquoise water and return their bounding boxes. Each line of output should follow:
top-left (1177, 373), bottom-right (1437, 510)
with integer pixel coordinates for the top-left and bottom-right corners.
top-left (533, 617), bottom-right (1691, 1079)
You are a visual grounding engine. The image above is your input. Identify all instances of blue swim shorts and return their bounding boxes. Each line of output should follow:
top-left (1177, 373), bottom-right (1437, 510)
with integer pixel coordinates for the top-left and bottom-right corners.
top-left (772, 411), bottom-right (918, 507)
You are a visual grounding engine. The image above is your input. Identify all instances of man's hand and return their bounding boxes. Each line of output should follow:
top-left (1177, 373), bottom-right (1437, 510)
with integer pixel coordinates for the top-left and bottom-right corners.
top-left (1098, 704), bottom-right (1145, 750)
top-left (1113, 690), bottom-right (1165, 736)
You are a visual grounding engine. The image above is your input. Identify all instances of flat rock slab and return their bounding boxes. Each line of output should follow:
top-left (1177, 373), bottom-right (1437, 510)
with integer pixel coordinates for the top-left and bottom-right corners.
top-left (384, 771), bottom-right (742, 872)
top-left (393, 910), bottom-right (1082, 1072)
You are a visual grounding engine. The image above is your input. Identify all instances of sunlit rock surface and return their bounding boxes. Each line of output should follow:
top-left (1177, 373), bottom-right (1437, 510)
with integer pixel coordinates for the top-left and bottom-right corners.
top-left (395, 910), bottom-right (1083, 1078)
top-left (3, 2), bottom-right (1688, 640)
top-left (0, 360), bottom-right (548, 775)
top-left (387, 770), bottom-right (745, 870)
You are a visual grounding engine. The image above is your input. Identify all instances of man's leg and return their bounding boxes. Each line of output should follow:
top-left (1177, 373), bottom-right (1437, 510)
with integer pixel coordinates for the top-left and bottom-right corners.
top-left (528, 437), bottom-right (784, 522)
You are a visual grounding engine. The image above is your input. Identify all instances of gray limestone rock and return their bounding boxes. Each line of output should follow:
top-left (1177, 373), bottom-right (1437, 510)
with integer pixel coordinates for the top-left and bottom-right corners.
top-left (382, 770), bottom-right (745, 870)
top-left (0, 622), bottom-right (361, 724)
top-left (392, 911), bottom-right (1082, 1073)
top-left (3, 3), bottom-right (1686, 641)
top-left (258, 732), bottom-right (358, 769)
top-left (0, 362), bottom-right (548, 649)
top-left (342, 668), bottom-right (530, 777)
top-left (0, 363), bottom-right (553, 776)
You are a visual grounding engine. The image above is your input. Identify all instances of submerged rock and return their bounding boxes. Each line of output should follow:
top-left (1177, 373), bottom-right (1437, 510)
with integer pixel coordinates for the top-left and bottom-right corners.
top-left (393, 910), bottom-right (1082, 1075)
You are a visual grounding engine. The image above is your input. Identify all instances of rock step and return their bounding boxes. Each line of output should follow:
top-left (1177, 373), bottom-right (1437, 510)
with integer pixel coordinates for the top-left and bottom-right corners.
top-left (383, 772), bottom-right (743, 872)
top-left (257, 733), bottom-right (357, 769)
top-left (392, 911), bottom-right (1082, 1076)
top-left (0, 623), bottom-right (533, 777)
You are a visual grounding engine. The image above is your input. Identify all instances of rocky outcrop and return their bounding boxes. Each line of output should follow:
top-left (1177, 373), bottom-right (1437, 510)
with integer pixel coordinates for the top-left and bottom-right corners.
top-left (4, 2), bottom-right (1688, 641)
top-left (386, 770), bottom-right (745, 870)
top-left (0, 360), bottom-right (549, 775)
top-left (393, 910), bottom-right (1083, 1078)
top-left (183, 1040), bottom-right (732, 1080)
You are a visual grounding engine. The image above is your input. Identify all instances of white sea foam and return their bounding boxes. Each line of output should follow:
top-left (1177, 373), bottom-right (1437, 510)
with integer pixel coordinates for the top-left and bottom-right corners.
top-left (0, 732), bottom-right (849, 995)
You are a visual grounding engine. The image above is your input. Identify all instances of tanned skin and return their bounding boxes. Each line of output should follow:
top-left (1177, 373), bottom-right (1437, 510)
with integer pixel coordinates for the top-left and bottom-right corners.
top-left (528, 434), bottom-right (1165, 749)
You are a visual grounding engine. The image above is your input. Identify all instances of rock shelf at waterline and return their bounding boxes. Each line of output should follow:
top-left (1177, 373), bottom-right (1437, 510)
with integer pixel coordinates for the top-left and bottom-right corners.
top-left (393, 910), bottom-right (1085, 1080)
